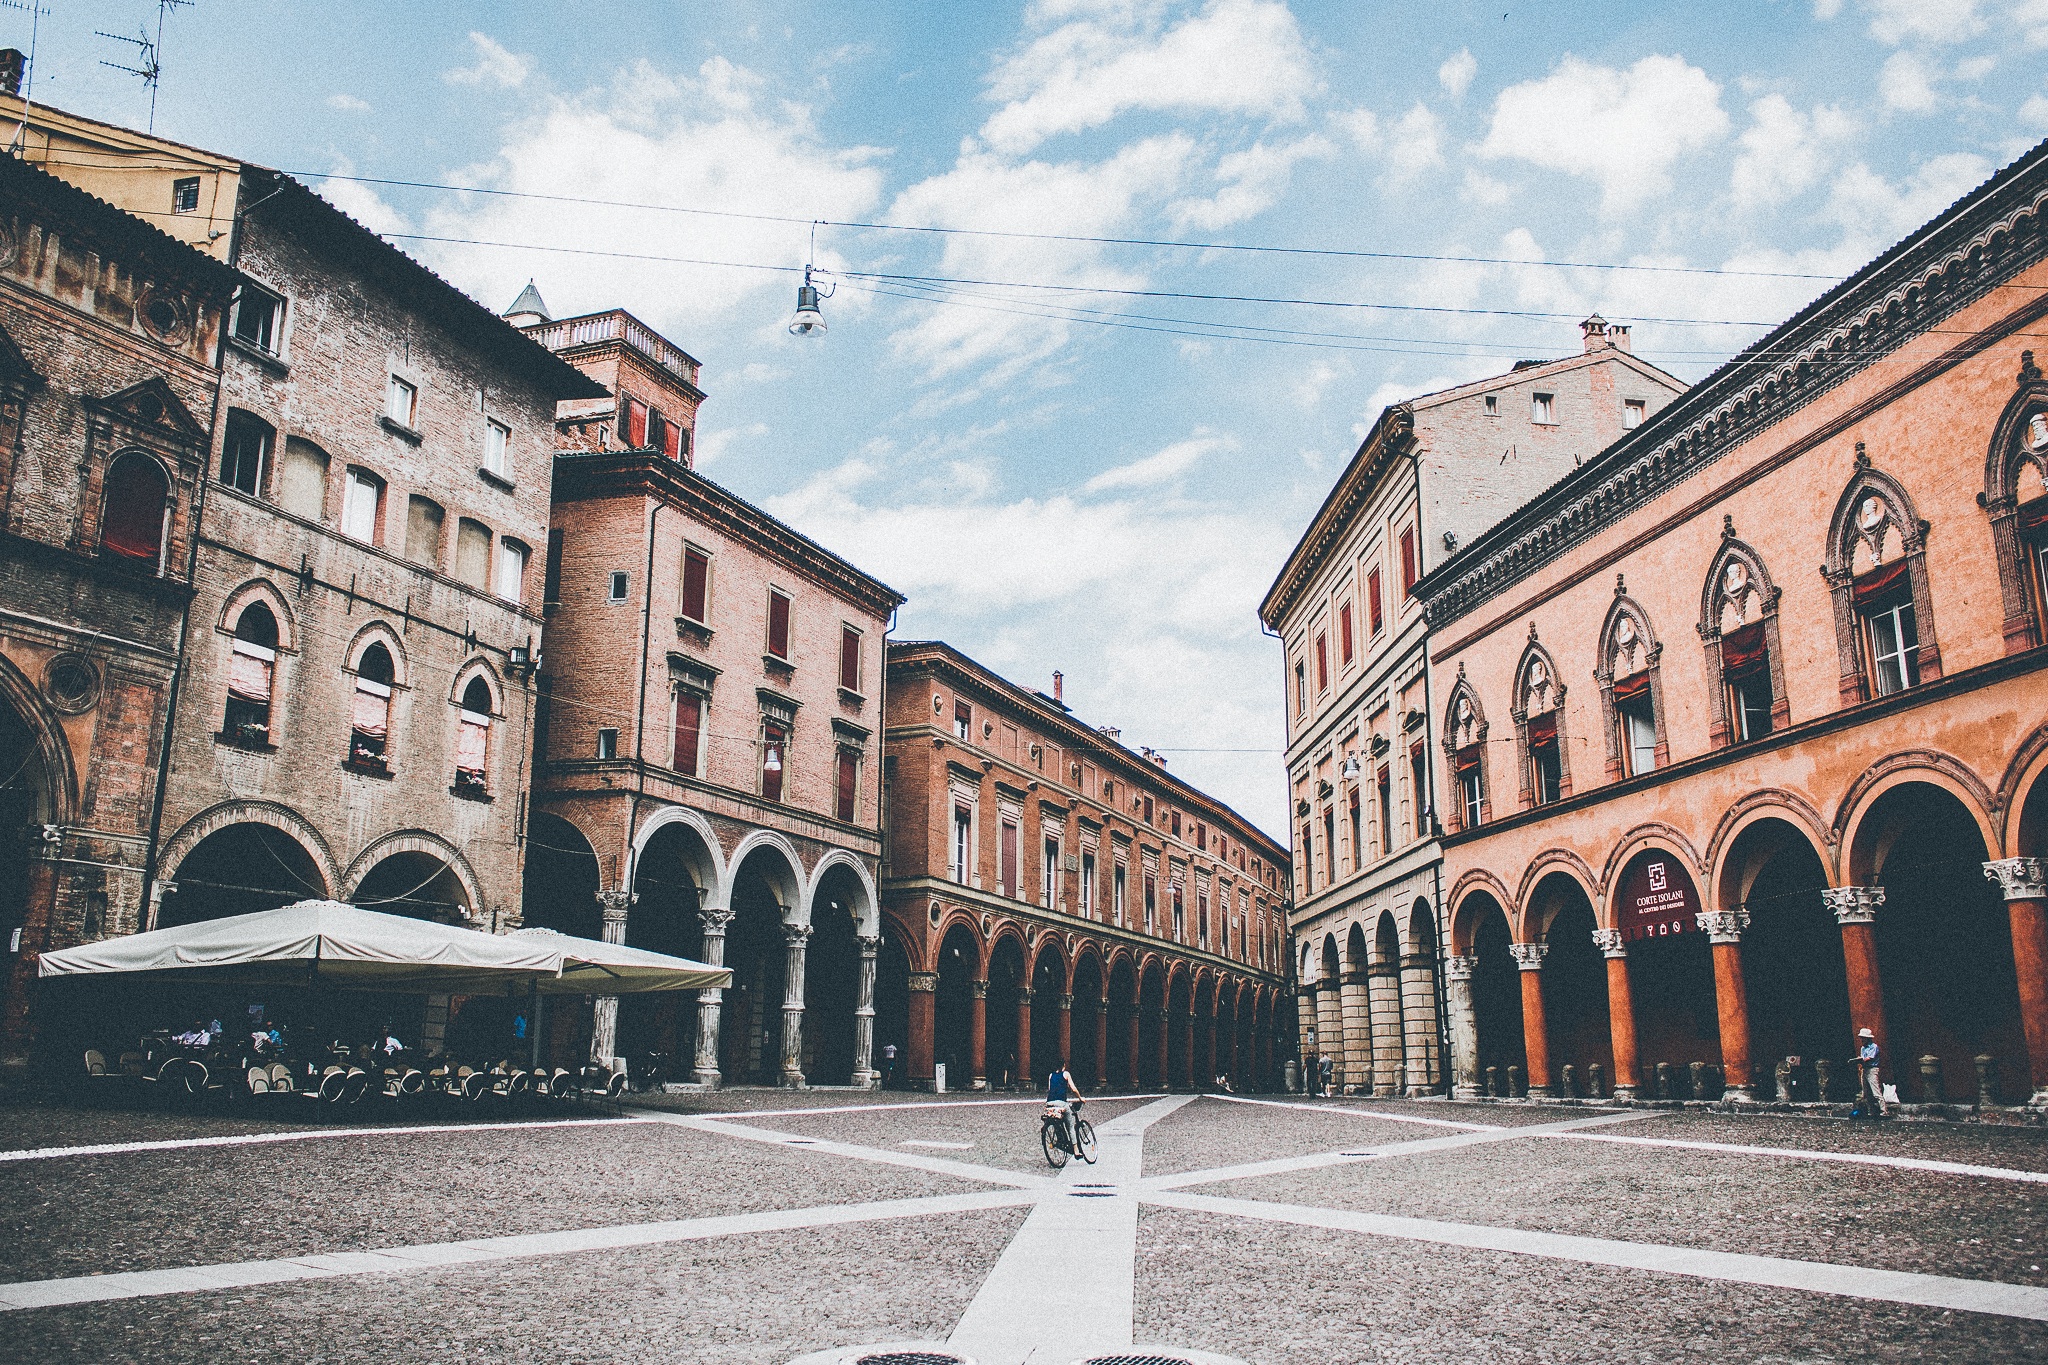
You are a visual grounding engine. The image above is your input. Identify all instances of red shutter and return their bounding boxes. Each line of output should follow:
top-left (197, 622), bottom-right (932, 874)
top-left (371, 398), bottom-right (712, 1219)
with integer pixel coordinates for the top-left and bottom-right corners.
top-left (1368, 569), bottom-right (1384, 633)
top-left (836, 750), bottom-right (857, 822)
top-left (1339, 603), bottom-right (1353, 663)
top-left (1001, 821), bottom-right (1019, 897)
top-left (623, 398), bottom-right (648, 449)
top-left (1721, 621), bottom-right (1767, 675)
top-left (1315, 634), bottom-right (1329, 691)
top-left (673, 693), bottom-right (701, 775)
top-left (663, 420), bottom-right (683, 460)
top-left (1851, 559), bottom-right (1910, 604)
top-left (681, 548), bottom-right (709, 621)
top-left (767, 591), bottom-right (790, 657)
top-left (1526, 712), bottom-right (1558, 745)
top-left (839, 626), bottom-right (860, 691)
top-left (1400, 528), bottom-right (1418, 594)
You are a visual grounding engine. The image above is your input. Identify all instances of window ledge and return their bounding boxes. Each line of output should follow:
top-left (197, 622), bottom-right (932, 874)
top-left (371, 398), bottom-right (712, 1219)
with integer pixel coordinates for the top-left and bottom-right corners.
top-left (478, 465), bottom-right (514, 491)
top-left (837, 686), bottom-right (865, 708)
top-left (762, 653), bottom-right (795, 678)
top-left (343, 758), bottom-right (394, 780)
top-left (676, 616), bottom-right (714, 642)
top-left (226, 336), bottom-right (289, 376)
top-left (449, 783), bottom-right (493, 803)
top-left (215, 732), bottom-right (277, 754)
top-left (379, 416), bottom-right (424, 445)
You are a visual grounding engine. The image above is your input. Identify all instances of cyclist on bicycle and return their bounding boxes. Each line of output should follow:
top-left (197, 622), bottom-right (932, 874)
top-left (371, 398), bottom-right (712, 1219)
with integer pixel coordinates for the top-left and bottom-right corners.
top-left (1046, 1060), bottom-right (1084, 1152)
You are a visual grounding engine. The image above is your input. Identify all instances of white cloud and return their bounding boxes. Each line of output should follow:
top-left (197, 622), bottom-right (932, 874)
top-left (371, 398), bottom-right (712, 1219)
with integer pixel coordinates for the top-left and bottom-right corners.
top-left (1438, 49), bottom-right (1477, 102)
top-left (694, 422), bottom-right (770, 469)
top-left (1826, 151), bottom-right (1993, 245)
top-left (1382, 103), bottom-right (1443, 187)
top-left (2023, 91), bottom-right (2048, 128)
top-left (1861, 0), bottom-right (1984, 44)
top-left (1813, 0), bottom-right (1845, 16)
top-left (1479, 54), bottom-right (1729, 214)
top-left (1459, 168), bottom-right (1512, 206)
top-left (444, 32), bottom-right (534, 89)
top-left (977, 0), bottom-right (1318, 155)
top-left (1291, 358), bottom-right (1347, 409)
top-left (1331, 106), bottom-right (1378, 148)
top-left (1168, 134), bottom-right (1334, 229)
top-left (1955, 55), bottom-right (1997, 79)
top-left (2019, 0), bottom-right (2048, 46)
top-left (1879, 50), bottom-right (1941, 113)
top-left (1082, 431), bottom-right (1234, 491)
top-left (325, 93), bottom-right (371, 113)
top-left (1731, 95), bottom-right (1856, 209)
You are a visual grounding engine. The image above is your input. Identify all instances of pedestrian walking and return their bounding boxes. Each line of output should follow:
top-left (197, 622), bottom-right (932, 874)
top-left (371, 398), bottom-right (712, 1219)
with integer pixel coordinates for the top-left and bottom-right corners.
top-left (881, 1041), bottom-right (898, 1089)
top-left (1303, 1050), bottom-right (1319, 1095)
top-left (1853, 1027), bottom-right (1888, 1118)
top-left (1318, 1052), bottom-right (1335, 1097)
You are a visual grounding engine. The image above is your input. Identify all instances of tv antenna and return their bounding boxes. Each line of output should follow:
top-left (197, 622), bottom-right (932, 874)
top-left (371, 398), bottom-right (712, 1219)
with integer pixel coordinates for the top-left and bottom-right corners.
top-left (96, 0), bottom-right (192, 132)
top-left (2, 0), bottom-right (50, 154)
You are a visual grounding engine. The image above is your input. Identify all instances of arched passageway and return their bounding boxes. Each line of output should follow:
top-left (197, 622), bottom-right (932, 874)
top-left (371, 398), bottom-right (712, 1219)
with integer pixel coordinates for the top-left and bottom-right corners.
top-left (161, 823), bottom-right (325, 928)
top-left (1072, 956), bottom-right (1105, 1089)
top-left (1371, 915), bottom-right (1404, 1097)
top-left (353, 850), bottom-right (471, 924)
top-left (803, 864), bottom-right (868, 1086)
top-left (521, 813), bottom-right (601, 1067)
top-left (1107, 957), bottom-right (1138, 1089)
top-left (1317, 934), bottom-right (1345, 1090)
top-left (620, 822), bottom-right (706, 1073)
top-left (986, 935), bottom-right (1025, 1089)
top-left (1615, 850), bottom-right (1719, 1095)
top-left (1722, 819), bottom-right (1844, 1095)
top-left (721, 847), bottom-right (798, 1086)
top-left (933, 922), bottom-right (982, 1090)
top-left (1137, 962), bottom-right (1165, 1089)
top-left (1532, 875), bottom-right (1609, 1096)
top-left (1166, 970), bottom-right (1192, 1089)
top-left (874, 929), bottom-right (911, 1088)
top-left (1467, 895), bottom-right (1524, 1091)
top-left (1030, 947), bottom-right (1067, 1078)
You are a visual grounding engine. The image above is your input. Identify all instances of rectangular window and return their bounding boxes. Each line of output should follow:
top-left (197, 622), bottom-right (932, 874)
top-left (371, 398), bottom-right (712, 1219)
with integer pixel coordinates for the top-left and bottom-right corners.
top-left (1300, 825), bottom-right (1314, 893)
top-left (1323, 808), bottom-right (1337, 879)
top-left (1529, 714), bottom-right (1562, 805)
top-left (1169, 810), bottom-right (1182, 839)
top-left (1400, 528), bottom-right (1418, 595)
top-left (482, 419), bottom-right (511, 479)
top-left (1616, 676), bottom-right (1657, 776)
top-left (1484, 393), bottom-right (1498, 416)
top-left (596, 728), bottom-right (618, 760)
top-left (231, 285), bottom-right (280, 353)
top-left (1081, 850), bottom-right (1097, 917)
top-left (766, 589), bottom-right (791, 659)
top-left (761, 722), bottom-right (788, 802)
top-left (544, 529), bottom-right (564, 607)
top-left (1377, 766), bottom-right (1392, 858)
top-left (954, 700), bottom-right (972, 741)
top-left (1198, 890), bottom-right (1209, 947)
top-left (1532, 392), bottom-right (1555, 424)
top-left (608, 570), bottom-right (629, 603)
top-left (350, 676), bottom-right (391, 768)
top-left (1339, 603), bottom-right (1354, 664)
top-left (1294, 661), bottom-right (1307, 716)
top-left (455, 709), bottom-right (490, 789)
top-left (1000, 819), bottom-right (1019, 899)
top-left (386, 376), bottom-right (417, 429)
top-left (341, 469), bottom-right (383, 544)
top-left (277, 437), bottom-right (327, 520)
top-left (622, 397), bottom-right (648, 449)
top-left (1348, 789), bottom-right (1362, 872)
top-left (454, 518), bottom-right (491, 589)
top-left (493, 538), bottom-right (528, 603)
top-left (1411, 742), bottom-right (1429, 838)
top-left (1623, 399), bottom-right (1646, 428)
top-left (680, 545), bottom-right (711, 623)
top-left (1142, 795), bottom-right (1154, 825)
top-left (220, 411), bottom-right (271, 496)
top-left (646, 411), bottom-right (668, 458)
top-left (951, 805), bottom-right (973, 882)
top-left (1196, 822), bottom-right (1207, 850)
top-left (1368, 568), bottom-right (1384, 635)
top-left (839, 624), bottom-right (862, 693)
top-left (172, 176), bottom-right (200, 213)
top-left (1864, 597), bottom-right (1920, 696)
top-left (836, 749), bottom-right (859, 823)
top-left (1113, 862), bottom-right (1127, 926)
top-left (405, 496), bottom-right (444, 568)
top-left (1722, 622), bottom-right (1773, 742)
top-left (1043, 835), bottom-right (1060, 908)
top-left (1144, 873), bottom-right (1156, 931)
top-left (1315, 634), bottom-right (1329, 692)
top-left (673, 692), bottom-right (703, 776)
top-left (1172, 884), bottom-right (1185, 939)
top-left (223, 639), bottom-right (274, 741)
top-left (663, 420), bottom-right (684, 461)
top-left (1457, 747), bottom-right (1483, 829)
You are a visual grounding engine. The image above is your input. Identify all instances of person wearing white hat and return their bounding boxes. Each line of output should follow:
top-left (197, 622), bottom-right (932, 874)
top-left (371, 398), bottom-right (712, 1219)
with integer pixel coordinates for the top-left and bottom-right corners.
top-left (1854, 1027), bottom-right (1887, 1118)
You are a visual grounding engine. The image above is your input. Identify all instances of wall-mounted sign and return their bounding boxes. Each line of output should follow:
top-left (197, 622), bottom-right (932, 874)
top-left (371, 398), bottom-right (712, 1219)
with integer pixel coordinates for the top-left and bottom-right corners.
top-left (1617, 852), bottom-right (1699, 943)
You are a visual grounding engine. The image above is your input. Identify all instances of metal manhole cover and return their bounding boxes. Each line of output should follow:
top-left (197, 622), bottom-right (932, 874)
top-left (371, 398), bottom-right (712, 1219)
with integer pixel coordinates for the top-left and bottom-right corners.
top-left (849, 1355), bottom-right (970, 1365)
top-left (1068, 1190), bottom-right (1116, 1197)
top-left (1080, 1357), bottom-right (1197, 1365)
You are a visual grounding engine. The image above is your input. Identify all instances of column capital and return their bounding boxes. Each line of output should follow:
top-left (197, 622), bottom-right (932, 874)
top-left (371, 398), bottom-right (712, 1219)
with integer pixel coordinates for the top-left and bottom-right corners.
top-left (596, 888), bottom-right (637, 922)
top-left (908, 971), bottom-right (938, 993)
top-left (1057, 992), bottom-right (1075, 1011)
top-left (970, 978), bottom-right (988, 999)
top-left (1591, 927), bottom-right (1627, 958)
top-left (1984, 857), bottom-right (2048, 902)
top-left (1695, 908), bottom-right (1751, 944)
top-left (1443, 954), bottom-right (1475, 981)
top-left (1822, 885), bottom-right (1885, 924)
top-left (782, 922), bottom-right (813, 945)
top-left (1509, 941), bottom-right (1548, 971)
top-left (697, 903), bottom-right (735, 933)
top-left (1018, 987), bottom-right (1036, 1004)
top-left (856, 933), bottom-right (881, 954)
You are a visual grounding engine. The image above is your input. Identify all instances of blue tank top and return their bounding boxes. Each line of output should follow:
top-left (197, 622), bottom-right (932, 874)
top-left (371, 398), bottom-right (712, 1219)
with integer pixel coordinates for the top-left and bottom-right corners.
top-left (1046, 1070), bottom-right (1070, 1102)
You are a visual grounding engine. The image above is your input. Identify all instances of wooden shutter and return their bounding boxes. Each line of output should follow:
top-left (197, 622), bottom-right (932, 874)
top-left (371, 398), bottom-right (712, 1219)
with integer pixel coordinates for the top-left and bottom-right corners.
top-left (839, 625), bottom-right (860, 691)
top-left (836, 750), bottom-right (858, 823)
top-left (673, 692), bottom-right (702, 775)
top-left (767, 590), bottom-right (791, 657)
top-left (681, 547), bottom-right (710, 621)
top-left (1368, 568), bottom-right (1383, 633)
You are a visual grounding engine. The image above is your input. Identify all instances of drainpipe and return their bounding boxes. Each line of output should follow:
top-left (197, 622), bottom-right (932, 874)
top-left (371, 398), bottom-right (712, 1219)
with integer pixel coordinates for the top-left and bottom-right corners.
top-left (1409, 436), bottom-right (1453, 1094)
top-left (621, 495), bottom-right (659, 900)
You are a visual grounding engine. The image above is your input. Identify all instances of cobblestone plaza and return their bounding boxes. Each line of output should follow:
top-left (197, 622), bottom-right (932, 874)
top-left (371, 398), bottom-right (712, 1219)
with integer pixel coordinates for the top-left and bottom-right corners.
top-left (3, 1092), bottom-right (2046, 1363)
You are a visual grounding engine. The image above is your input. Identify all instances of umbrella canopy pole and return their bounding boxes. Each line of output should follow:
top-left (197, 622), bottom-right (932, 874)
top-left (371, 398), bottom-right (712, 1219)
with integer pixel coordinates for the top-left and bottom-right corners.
top-left (529, 979), bottom-right (541, 1071)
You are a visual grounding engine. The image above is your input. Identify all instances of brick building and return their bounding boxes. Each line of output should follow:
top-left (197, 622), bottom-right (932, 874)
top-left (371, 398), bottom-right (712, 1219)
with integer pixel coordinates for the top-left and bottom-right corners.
top-left (0, 154), bottom-right (238, 1065)
top-left (1418, 142), bottom-right (2048, 1108)
top-left (882, 641), bottom-right (1291, 1092)
top-left (517, 295), bottom-right (904, 1087)
top-left (1260, 323), bottom-right (1683, 1094)
top-left (8, 95), bottom-right (605, 1049)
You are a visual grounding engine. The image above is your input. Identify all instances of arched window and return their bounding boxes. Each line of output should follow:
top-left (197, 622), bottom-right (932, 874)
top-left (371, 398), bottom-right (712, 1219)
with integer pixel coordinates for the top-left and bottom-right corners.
top-left (220, 410), bottom-right (273, 497)
top-left (1823, 452), bottom-right (1940, 703)
top-left (1439, 666), bottom-right (1490, 831)
top-left (1699, 522), bottom-right (1788, 748)
top-left (100, 452), bottom-right (169, 569)
top-left (349, 643), bottom-right (395, 772)
top-left (1510, 632), bottom-right (1570, 809)
top-left (1981, 355), bottom-right (2048, 654)
top-left (1595, 578), bottom-right (1667, 780)
top-left (222, 602), bottom-right (277, 746)
top-left (454, 676), bottom-right (492, 793)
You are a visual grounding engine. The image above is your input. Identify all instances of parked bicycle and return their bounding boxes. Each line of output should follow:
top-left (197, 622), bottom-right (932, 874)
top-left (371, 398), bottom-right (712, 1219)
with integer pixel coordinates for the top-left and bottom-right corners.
top-left (1039, 1098), bottom-right (1097, 1168)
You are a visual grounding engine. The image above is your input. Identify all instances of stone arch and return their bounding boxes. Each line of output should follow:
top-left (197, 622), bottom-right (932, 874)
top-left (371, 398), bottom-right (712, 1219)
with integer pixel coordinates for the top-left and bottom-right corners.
top-left (929, 909), bottom-right (986, 975)
top-left (1515, 849), bottom-right (1603, 935)
top-left (341, 829), bottom-right (486, 923)
top-left (1995, 718), bottom-right (2048, 857)
top-left (987, 919), bottom-right (1032, 968)
top-left (1439, 664), bottom-right (1492, 832)
top-left (217, 579), bottom-right (297, 652)
top-left (1980, 352), bottom-right (2048, 652)
top-left (158, 800), bottom-right (340, 903)
top-left (1509, 627), bottom-right (1573, 807)
top-left (1822, 455), bottom-right (1941, 702)
top-left (1837, 752), bottom-right (2000, 883)
top-left (449, 656), bottom-right (505, 713)
top-left (806, 848), bottom-right (878, 935)
top-left (1343, 919), bottom-right (1370, 973)
top-left (631, 805), bottom-right (726, 901)
top-left (1407, 895), bottom-right (1438, 957)
top-left (1706, 791), bottom-right (1836, 903)
top-left (1032, 937), bottom-right (1072, 993)
top-left (1699, 524), bottom-right (1790, 747)
top-left (1598, 825), bottom-right (1706, 919)
top-left (0, 651), bottom-right (78, 826)
top-left (1594, 576), bottom-right (1669, 781)
top-left (728, 829), bottom-right (806, 922)
top-left (1447, 869), bottom-right (1516, 955)
top-left (1522, 864), bottom-right (1599, 943)
top-left (343, 621), bottom-right (409, 686)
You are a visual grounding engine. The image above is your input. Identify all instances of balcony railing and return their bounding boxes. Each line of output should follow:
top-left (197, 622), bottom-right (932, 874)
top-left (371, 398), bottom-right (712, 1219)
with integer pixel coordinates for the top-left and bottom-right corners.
top-left (525, 310), bottom-right (700, 386)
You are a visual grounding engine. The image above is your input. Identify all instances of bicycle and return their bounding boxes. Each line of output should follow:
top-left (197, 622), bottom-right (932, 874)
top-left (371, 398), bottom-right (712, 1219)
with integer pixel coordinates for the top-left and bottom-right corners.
top-left (1039, 1100), bottom-right (1097, 1168)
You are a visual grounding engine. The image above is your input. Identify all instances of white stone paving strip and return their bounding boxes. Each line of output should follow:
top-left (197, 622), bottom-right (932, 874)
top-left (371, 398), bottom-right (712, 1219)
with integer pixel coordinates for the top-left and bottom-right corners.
top-left (946, 1094), bottom-right (1197, 1365)
top-left (1547, 1130), bottom-right (2048, 1185)
top-left (645, 1110), bottom-right (1051, 1190)
top-left (1145, 1188), bottom-right (2048, 1322)
top-left (0, 1188), bottom-right (1037, 1313)
top-left (697, 1094), bottom-right (1167, 1121)
top-left (1208, 1093), bottom-right (1503, 1131)
top-left (0, 1116), bottom-right (652, 1164)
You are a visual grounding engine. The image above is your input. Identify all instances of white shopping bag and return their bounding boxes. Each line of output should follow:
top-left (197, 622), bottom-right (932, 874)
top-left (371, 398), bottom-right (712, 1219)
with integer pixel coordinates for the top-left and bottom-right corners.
top-left (1882, 1083), bottom-right (1899, 1105)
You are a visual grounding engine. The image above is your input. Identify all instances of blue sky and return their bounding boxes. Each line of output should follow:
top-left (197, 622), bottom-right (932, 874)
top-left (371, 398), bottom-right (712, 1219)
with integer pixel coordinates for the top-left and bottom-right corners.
top-left (11, 1), bottom-right (2046, 837)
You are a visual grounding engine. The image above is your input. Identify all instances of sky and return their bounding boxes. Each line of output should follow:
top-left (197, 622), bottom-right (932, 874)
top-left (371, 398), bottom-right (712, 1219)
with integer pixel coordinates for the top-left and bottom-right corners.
top-left (7, 0), bottom-right (2046, 838)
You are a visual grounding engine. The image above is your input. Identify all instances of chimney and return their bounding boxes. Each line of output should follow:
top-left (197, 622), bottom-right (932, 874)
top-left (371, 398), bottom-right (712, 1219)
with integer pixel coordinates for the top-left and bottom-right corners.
top-left (1097, 725), bottom-right (1121, 743)
top-left (0, 50), bottom-right (24, 99)
top-left (1052, 670), bottom-right (1063, 702)
top-left (1609, 323), bottom-right (1631, 353)
top-left (1580, 313), bottom-right (1609, 353)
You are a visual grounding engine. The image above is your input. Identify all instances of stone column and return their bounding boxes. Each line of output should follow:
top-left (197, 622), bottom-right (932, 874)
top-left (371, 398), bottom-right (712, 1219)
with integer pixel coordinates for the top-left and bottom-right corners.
top-left (1218, 995), bottom-right (1238, 1085)
top-left (1093, 998), bottom-right (1110, 1089)
top-left (1179, 1005), bottom-right (1197, 1089)
top-left (1015, 986), bottom-right (1035, 1089)
top-left (1985, 858), bottom-right (2048, 1105)
top-left (1367, 960), bottom-right (1406, 1098)
top-left (907, 971), bottom-right (937, 1089)
top-left (692, 903), bottom-right (735, 1087)
top-left (1444, 956), bottom-right (1481, 1098)
top-left (1823, 887), bottom-right (1888, 1083)
top-left (1125, 997), bottom-right (1141, 1090)
top-left (852, 934), bottom-right (880, 1088)
top-left (1057, 992), bottom-right (1075, 1072)
top-left (1313, 979), bottom-right (1345, 1090)
top-left (779, 923), bottom-right (810, 1088)
top-left (1203, 1004), bottom-right (1220, 1087)
top-left (1698, 908), bottom-right (1756, 1101)
top-left (968, 978), bottom-right (989, 1089)
top-left (1295, 984), bottom-right (1317, 1069)
top-left (1400, 952), bottom-right (1441, 1095)
top-left (1338, 966), bottom-right (1372, 1094)
top-left (1593, 928), bottom-right (1639, 1100)
top-left (589, 888), bottom-right (636, 1067)
top-left (1510, 942), bottom-right (1553, 1098)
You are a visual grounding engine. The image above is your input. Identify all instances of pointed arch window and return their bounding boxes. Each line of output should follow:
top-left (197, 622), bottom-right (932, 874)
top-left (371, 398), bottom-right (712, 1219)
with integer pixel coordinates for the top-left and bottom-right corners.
top-left (1595, 584), bottom-right (1667, 781)
top-left (1440, 673), bottom-right (1490, 832)
top-left (101, 452), bottom-right (169, 570)
top-left (1511, 640), bottom-right (1571, 809)
top-left (1982, 359), bottom-right (2048, 653)
top-left (1699, 528), bottom-right (1789, 749)
top-left (222, 602), bottom-right (278, 746)
top-left (349, 644), bottom-right (396, 772)
top-left (455, 677), bottom-right (492, 794)
top-left (1824, 458), bottom-right (1940, 703)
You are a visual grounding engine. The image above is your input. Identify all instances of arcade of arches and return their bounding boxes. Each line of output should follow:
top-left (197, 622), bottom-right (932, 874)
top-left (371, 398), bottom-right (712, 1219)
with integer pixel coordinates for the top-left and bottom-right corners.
top-left (1295, 899), bottom-right (1448, 1096)
top-left (1444, 768), bottom-right (2048, 1108)
top-left (882, 901), bottom-right (1287, 1093)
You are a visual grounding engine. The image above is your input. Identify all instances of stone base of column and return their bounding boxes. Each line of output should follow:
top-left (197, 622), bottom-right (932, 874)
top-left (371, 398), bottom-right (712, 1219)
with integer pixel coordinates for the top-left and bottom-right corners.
top-left (1525, 1084), bottom-right (1557, 1101)
top-left (693, 1066), bottom-right (723, 1088)
top-left (2028, 1085), bottom-right (2048, 1111)
top-left (853, 1069), bottom-right (878, 1089)
top-left (1612, 1084), bottom-right (1639, 1103)
top-left (1721, 1084), bottom-right (1756, 1104)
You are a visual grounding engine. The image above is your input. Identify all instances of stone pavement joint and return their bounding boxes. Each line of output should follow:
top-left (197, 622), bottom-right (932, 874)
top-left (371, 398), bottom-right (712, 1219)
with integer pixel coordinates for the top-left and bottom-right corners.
top-left (0, 1115), bottom-right (653, 1163)
top-left (646, 1110), bottom-right (1052, 1190)
top-left (1546, 1128), bottom-right (2048, 1184)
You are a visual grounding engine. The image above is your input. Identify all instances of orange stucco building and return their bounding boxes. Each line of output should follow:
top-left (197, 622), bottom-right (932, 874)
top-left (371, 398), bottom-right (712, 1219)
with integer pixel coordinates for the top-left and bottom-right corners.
top-left (1417, 142), bottom-right (2048, 1108)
